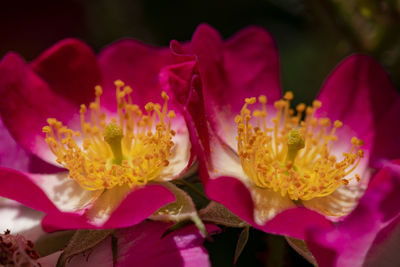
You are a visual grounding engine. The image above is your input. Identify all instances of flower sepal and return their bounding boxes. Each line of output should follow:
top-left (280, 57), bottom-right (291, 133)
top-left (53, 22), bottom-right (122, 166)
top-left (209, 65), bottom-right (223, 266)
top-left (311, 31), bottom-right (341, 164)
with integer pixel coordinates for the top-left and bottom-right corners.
top-left (150, 182), bottom-right (207, 236)
top-left (285, 236), bottom-right (317, 266)
top-left (199, 201), bottom-right (249, 228)
top-left (56, 229), bottom-right (115, 267)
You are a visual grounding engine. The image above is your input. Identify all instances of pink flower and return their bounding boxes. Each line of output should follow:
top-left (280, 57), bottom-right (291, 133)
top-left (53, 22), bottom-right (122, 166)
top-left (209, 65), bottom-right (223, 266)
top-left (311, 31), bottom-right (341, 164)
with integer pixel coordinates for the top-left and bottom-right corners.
top-left (39, 221), bottom-right (219, 267)
top-left (307, 160), bottom-right (400, 267)
top-left (161, 24), bottom-right (400, 240)
top-left (0, 38), bottom-right (196, 231)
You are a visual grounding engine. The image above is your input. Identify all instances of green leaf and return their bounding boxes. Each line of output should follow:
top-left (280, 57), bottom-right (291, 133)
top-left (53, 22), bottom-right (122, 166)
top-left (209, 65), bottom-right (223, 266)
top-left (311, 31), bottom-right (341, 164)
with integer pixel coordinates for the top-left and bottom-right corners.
top-left (285, 236), bottom-right (318, 266)
top-left (199, 201), bottom-right (249, 228)
top-left (35, 230), bottom-right (75, 257)
top-left (234, 226), bottom-right (250, 264)
top-left (56, 229), bottom-right (114, 267)
top-left (151, 182), bottom-right (207, 236)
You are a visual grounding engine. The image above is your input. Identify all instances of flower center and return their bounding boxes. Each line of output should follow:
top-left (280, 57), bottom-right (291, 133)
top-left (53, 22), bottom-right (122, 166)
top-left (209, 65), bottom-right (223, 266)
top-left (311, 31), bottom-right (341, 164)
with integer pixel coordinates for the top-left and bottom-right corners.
top-left (43, 80), bottom-right (176, 191)
top-left (0, 230), bottom-right (40, 267)
top-left (235, 92), bottom-right (364, 201)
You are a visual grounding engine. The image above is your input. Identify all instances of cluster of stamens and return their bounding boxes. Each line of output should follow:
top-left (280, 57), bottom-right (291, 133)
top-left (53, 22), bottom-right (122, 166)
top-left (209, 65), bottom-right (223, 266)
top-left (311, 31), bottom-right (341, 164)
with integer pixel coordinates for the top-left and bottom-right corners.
top-left (235, 92), bottom-right (364, 201)
top-left (43, 80), bottom-right (176, 191)
top-left (0, 230), bottom-right (40, 267)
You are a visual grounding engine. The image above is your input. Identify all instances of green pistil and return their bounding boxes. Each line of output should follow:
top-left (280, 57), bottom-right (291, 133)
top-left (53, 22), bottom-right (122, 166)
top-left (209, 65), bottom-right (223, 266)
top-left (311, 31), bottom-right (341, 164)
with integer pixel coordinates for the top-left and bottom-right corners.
top-left (104, 123), bottom-right (124, 165)
top-left (285, 128), bottom-right (305, 165)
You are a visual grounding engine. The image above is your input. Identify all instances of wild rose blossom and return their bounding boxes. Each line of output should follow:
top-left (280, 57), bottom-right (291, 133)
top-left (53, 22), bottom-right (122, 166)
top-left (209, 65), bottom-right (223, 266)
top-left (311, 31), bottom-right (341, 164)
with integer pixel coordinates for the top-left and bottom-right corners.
top-left (39, 221), bottom-right (219, 267)
top-left (0, 38), bottom-right (197, 231)
top-left (306, 160), bottom-right (400, 267)
top-left (161, 24), bottom-right (400, 240)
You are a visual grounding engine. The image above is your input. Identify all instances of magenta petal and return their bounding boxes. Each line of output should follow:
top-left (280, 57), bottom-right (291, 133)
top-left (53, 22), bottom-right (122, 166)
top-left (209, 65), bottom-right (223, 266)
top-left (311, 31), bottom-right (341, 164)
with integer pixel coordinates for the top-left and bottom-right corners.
top-left (0, 167), bottom-right (58, 213)
top-left (190, 24), bottom-right (281, 148)
top-left (364, 216), bottom-right (400, 266)
top-left (115, 221), bottom-right (219, 267)
top-left (316, 55), bottom-right (400, 162)
top-left (41, 184), bottom-right (176, 231)
top-left (0, 167), bottom-right (102, 231)
top-left (98, 39), bottom-right (172, 110)
top-left (192, 24), bottom-right (281, 116)
top-left (0, 52), bottom-right (79, 163)
top-left (205, 177), bottom-right (254, 223)
top-left (0, 117), bottom-right (30, 171)
top-left (41, 212), bottom-right (94, 232)
top-left (306, 160), bottom-right (400, 267)
top-left (30, 38), bottom-right (101, 106)
top-left (260, 207), bottom-right (332, 240)
top-left (103, 184), bottom-right (175, 228)
top-left (159, 60), bottom-right (211, 161)
top-left (205, 176), bottom-right (331, 239)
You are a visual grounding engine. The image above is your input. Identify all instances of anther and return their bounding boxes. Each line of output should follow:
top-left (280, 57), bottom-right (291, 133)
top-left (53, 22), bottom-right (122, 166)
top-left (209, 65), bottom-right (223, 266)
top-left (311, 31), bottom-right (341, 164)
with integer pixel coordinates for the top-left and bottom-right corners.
top-left (334, 120), bottom-right (343, 128)
top-left (245, 97), bottom-right (256, 104)
top-left (95, 85), bottom-right (103, 96)
top-left (114, 80), bottom-right (125, 88)
top-left (283, 91), bottom-right (294, 100)
top-left (312, 100), bottom-right (322, 108)
top-left (258, 95), bottom-right (267, 104)
top-left (161, 91), bottom-right (169, 100)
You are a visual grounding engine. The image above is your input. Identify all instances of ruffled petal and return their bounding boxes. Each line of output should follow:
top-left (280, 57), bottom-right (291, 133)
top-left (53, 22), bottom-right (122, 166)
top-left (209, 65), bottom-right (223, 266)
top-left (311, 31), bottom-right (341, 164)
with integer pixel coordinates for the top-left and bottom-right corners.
top-left (30, 38), bottom-right (101, 106)
top-left (302, 184), bottom-right (365, 218)
top-left (191, 24), bottom-right (281, 148)
top-left (160, 62), bottom-right (210, 164)
top-left (98, 39), bottom-right (172, 110)
top-left (306, 160), bottom-right (400, 267)
top-left (115, 221), bottom-right (218, 267)
top-left (316, 55), bottom-right (400, 164)
top-left (0, 52), bottom-right (80, 164)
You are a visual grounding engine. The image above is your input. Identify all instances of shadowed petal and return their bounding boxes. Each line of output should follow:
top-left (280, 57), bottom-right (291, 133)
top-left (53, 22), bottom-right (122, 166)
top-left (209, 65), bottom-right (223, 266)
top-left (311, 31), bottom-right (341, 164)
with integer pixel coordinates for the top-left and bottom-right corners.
top-left (98, 39), bottom-right (172, 110)
top-left (30, 38), bottom-right (101, 106)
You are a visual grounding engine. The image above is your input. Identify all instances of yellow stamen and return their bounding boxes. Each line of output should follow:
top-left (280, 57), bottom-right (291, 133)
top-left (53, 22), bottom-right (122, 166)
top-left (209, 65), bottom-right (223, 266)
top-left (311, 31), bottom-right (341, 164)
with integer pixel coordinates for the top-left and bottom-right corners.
top-left (236, 92), bottom-right (364, 201)
top-left (42, 81), bottom-right (175, 191)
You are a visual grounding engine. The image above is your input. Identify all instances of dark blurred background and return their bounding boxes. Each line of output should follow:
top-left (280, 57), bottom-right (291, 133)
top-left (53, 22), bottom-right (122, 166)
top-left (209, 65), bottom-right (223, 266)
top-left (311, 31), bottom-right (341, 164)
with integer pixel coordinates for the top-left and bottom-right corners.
top-left (1, 0), bottom-right (399, 266)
